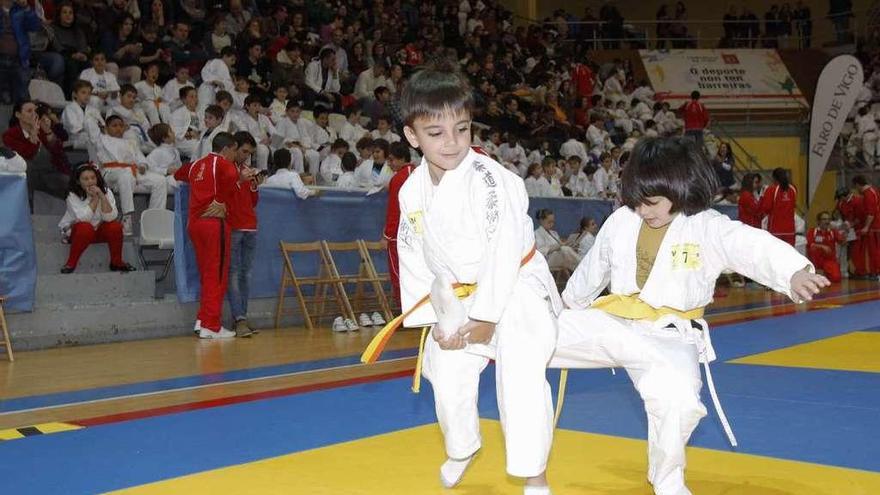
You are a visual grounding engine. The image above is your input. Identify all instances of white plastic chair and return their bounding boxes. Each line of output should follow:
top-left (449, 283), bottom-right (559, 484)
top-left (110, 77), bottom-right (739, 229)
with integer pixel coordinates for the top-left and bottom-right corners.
top-left (328, 113), bottom-right (346, 134)
top-left (138, 209), bottom-right (175, 281)
top-left (301, 110), bottom-right (314, 122)
top-left (28, 79), bottom-right (67, 110)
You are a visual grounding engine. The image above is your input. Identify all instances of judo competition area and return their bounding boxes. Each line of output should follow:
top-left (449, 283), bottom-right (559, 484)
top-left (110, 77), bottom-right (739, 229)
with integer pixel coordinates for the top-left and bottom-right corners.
top-left (1, 188), bottom-right (879, 494)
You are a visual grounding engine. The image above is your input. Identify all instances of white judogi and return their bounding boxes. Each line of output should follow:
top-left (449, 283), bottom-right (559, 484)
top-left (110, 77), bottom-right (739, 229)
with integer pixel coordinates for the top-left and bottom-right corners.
top-left (855, 111), bottom-right (879, 167)
top-left (535, 226), bottom-right (579, 272)
top-left (593, 166), bottom-right (617, 198)
top-left (304, 59), bottom-right (341, 94)
top-left (603, 73), bottom-right (625, 104)
top-left (339, 120), bottom-right (368, 149)
top-left (354, 158), bottom-right (393, 189)
top-left (108, 105), bottom-right (154, 153)
top-left (79, 67), bottom-right (120, 111)
top-left (548, 207), bottom-right (812, 495)
top-left (170, 105), bottom-right (203, 159)
top-left (196, 126), bottom-right (226, 162)
top-left (537, 176), bottom-right (563, 197)
top-left (497, 143), bottom-right (527, 170)
top-left (0, 151), bottom-right (26, 174)
top-left (61, 102), bottom-right (104, 158)
top-left (319, 153), bottom-right (343, 185)
top-left (397, 148), bottom-right (561, 477)
top-left (198, 59), bottom-right (235, 114)
top-left (335, 171), bottom-right (358, 189)
top-left (162, 77), bottom-right (194, 111)
top-left (566, 230), bottom-right (596, 259)
top-left (523, 176), bottom-right (547, 197)
top-left (611, 107), bottom-right (634, 134)
top-left (631, 85), bottom-right (655, 104)
top-left (271, 117), bottom-right (313, 174)
top-left (96, 134), bottom-right (168, 214)
top-left (566, 171), bottom-right (598, 198)
top-left (238, 112), bottom-right (276, 170)
top-left (262, 168), bottom-right (314, 199)
top-left (135, 80), bottom-right (172, 125)
top-left (58, 189), bottom-right (119, 230)
top-left (560, 139), bottom-right (588, 165)
top-left (586, 124), bottom-right (608, 152)
top-left (268, 99), bottom-right (287, 123)
top-left (370, 129), bottom-right (400, 143)
top-left (354, 67), bottom-right (391, 100)
top-left (145, 143), bottom-right (181, 192)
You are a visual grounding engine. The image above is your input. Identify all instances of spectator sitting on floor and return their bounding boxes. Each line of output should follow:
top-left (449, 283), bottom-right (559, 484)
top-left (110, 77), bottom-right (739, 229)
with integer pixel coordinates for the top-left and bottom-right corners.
top-left (58, 163), bottom-right (135, 274)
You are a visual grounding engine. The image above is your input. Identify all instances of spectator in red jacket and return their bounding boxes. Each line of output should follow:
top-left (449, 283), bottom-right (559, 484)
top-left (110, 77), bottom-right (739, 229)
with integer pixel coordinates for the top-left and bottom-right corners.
top-left (226, 131), bottom-right (264, 337)
top-left (174, 132), bottom-right (243, 339)
top-left (807, 211), bottom-right (845, 283)
top-left (2, 100), bottom-right (71, 210)
top-left (737, 172), bottom-right (761, 228)
top-left (759, 167), bottom-right (797, 246)
top-left (837, 187), bottom-right (867, 276)
top-left (853, 175), bottom-right (880, 277)
top-left (382, 141), bottom-right (416, 307)
top-left (680, 90), bottom-right (710, 148)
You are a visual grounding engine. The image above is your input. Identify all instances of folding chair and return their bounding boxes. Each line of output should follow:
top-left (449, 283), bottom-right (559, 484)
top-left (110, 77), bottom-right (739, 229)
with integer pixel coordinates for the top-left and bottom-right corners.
top-left (274, 241), bottom-right (356, 330)
top-left (0, 296), bottom-right (13, 361)
top-left (138, 209), bottom-right (175, 282)
top-left (358, 240), bottom-right (397, 313)
top-left (323, 241), bottom-right (393, 323)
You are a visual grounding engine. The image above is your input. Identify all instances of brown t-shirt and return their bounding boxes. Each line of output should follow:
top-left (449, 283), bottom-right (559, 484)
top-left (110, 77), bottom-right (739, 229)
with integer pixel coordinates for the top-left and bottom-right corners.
top-left (636, 221), bottom-right (671, 289)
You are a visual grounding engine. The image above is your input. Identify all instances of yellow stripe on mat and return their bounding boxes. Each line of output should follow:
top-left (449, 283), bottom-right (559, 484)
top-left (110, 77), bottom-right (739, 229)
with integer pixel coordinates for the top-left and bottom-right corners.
top-left (0, 422), bottom-right (83, 441)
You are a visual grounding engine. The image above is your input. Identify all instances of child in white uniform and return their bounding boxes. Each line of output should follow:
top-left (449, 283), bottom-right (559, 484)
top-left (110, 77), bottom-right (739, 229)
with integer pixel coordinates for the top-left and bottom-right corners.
top-left (262, 148), bottom-right (316, 199)
top-left (135, 63), bottom-right (172, 125)
top-left (548, 137), bottom-right (830, 495)
top-left (61, 80), bottom-right (105, 160)
top-left (79, 52), bottom-right (119, 112)
top-left (170, 86), bottom-right (203, 160)
top-left (146, 124), bottom-right (182, 192)
top-left (271, 100), bottom-right (314, 175)
top-left (395, 68), bottom-right (560, 494)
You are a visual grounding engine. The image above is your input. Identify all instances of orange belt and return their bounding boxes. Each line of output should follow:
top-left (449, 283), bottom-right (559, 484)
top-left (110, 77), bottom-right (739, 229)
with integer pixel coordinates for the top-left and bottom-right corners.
top-left (103, 162), bottom-right (138, 178)
top-left (360, 244), bottom-right (537, 367)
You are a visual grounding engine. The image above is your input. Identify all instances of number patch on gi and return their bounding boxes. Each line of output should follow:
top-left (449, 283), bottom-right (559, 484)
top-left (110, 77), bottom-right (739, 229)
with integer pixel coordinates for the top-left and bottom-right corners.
top-left (407, 211), bottom-right (424, 234)
top-left (671, 243), bottom-right (702, 270)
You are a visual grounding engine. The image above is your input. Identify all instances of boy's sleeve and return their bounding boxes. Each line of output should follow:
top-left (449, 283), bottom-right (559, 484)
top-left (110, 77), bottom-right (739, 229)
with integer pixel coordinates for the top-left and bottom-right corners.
top-left (398, 192), bottom-right (437, 327)
top-left (708, 213), bottom-right (812, 301)
top-left (468, 171), bottom-right (525, 323)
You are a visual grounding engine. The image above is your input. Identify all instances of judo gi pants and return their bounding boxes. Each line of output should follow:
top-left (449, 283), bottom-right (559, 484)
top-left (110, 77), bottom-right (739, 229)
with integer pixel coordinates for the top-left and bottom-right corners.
top-left (189, 217), bottom-right (231, 332)
top-left (550, 310), bottom-right (708, 495)
top-left (421, 283), bottom-right (557, 478)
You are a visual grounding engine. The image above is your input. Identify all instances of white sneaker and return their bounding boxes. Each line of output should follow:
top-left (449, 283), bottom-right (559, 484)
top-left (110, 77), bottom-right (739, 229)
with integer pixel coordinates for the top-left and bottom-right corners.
top-left (359, 312), bottom-right (373, 327)
top-left (198, 327), bottom-right (236, 339)
top-left (332, 316), bottom-right (348, 332)
top-left (122, 215), bottom-right (133, 236)
top-left (344, 318), bottom-right (360, 331)
top-left (193, 320), bottom-right (201, 335)
top-left (370, 312), bottom-right (386, 326)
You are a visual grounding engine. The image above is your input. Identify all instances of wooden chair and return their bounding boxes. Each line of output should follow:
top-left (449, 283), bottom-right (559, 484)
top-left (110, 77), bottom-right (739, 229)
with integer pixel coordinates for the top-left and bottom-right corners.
top-left (359, 240), bottom-right (397, 313)
top-left (274, 241), bottom-right (357, 330)
top-left (0, 296), bottom-right (13, 361)
top-left (323, 241), bottom-right (393, 322)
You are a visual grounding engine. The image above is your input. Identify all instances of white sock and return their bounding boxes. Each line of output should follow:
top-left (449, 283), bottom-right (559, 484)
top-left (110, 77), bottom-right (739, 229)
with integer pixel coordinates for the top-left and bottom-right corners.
top-left (523, 486), bottom-right (552, 495)
top-left (439, 455), bottom-right (474, 488)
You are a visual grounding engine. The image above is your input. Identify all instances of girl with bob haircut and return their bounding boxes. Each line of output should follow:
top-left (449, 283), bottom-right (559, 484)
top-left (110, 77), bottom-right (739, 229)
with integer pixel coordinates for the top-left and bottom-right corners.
top-left (547, 137), bottom-right (829, 495)
top-left (372, 65), bottom-right (562, 494)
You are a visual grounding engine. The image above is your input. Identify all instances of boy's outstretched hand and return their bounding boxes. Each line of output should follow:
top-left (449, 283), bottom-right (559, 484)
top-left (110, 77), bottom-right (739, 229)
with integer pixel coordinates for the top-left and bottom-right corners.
top-left (790, 268), bottom-right (831, 303)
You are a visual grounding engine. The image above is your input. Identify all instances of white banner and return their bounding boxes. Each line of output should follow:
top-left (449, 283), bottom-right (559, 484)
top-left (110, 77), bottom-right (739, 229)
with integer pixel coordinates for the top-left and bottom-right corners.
top-left (639, 49), bottom-right (808, 109)
top-left (808, 55), bottom-right (863, 204)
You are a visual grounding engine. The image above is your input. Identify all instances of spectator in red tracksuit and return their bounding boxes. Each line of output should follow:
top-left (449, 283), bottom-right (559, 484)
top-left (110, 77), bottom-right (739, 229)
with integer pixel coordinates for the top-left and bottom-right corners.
top-left (807, 211), bottom-right (845, 283)
top-left (174, 132), bottom-right (242, 339)
top-left (759, 167), bottom-right (797, 246)
top-left (737, 172), bottom-right (761, 227)
top-left (680, 90), bottom-right (709, 148)
top-left (570, 61), bottom-right (594, 99)
top-left (853, 175), bottom-right (880, 276)
top-left (226, 131), bottom-right (264, 337)
top-left (382, 141), bottom-right (416, 307)
top-left (838, 188), bottom-right (867, 276)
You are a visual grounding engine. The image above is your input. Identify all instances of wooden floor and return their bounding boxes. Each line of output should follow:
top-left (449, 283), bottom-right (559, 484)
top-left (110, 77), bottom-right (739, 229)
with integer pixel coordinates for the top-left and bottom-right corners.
top-left (0, 279), bottom-right (877, 431)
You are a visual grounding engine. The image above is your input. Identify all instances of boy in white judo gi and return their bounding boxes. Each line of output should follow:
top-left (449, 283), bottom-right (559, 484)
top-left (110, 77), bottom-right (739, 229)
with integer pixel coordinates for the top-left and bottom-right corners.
top-left (395, 68), bottom-right (562, 494)
top-left (61, 80), bottom-right (104, 161)
top-left (548, 137), bottom-right (830, 495)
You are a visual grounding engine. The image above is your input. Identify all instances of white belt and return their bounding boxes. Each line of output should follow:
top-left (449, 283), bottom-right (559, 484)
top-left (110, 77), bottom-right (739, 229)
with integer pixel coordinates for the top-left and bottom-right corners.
top-left (653, 315), bottom-right (738, 448)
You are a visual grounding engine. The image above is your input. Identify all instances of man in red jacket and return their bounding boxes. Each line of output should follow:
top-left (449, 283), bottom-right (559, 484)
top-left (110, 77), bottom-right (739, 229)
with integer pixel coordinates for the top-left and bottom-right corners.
top-left (853, 175), bottom-right (880, 277)
top-left (807, 211), bottom-right (845, 283)
top-left (174, 132), bottom-right (242, 339)
top-left (382, 141), bottom-right (416, 307)
top-left (226, 132), bottom-right (263, 337)
top-left (680, 91), bottom-right (710, 148)
top-left (838, 188), bottom-right (867, 276)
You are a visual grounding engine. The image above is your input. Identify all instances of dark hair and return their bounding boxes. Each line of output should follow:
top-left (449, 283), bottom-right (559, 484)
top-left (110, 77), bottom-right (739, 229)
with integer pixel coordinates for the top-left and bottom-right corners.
top-left (621, 137), bottom-right (719, 216)
top-left (72, 79), bottom-right (93, 95)
top-left (344, 105), bottom-right (361, 117)
top-left (373, 138), bottom-right (389, 156)
top-left (215, 90), bottom-right (233, 105)
top-left (356, 136), bottom-right (374, 150)
top-left (535, 208), bottom-right (554, 220)
top-left (286, 99), bottom-right (301, 110)
top-left (234, 131), bottom-right (256, 148)
top-left (313, 107), bottom-right (329, 120)
top-left (341, 151), bottom-right (357, 172)
top-left (331, 138), bottom-right (349, 150)
top-left (179, 86), bottom-right (196, 100)
top-left (105, 114), bottom-right (124, 126)
top-left (244, 94), bottom-right (262, 107)
top-left (69, 163), bottom-right (108, 200)
top-left (816, 210), bottom-right (831, 221)
top-left (389, 141), bottom-right (410, 160)
top-left (212, 132), bottom-right (237, 152)
top-left (852, 175), bottom-right (869, 187)
top-left (691, 90), bottom-right (700, 100)
top-left (319, 47), bottom-right (335, 60)
top-left (771, 167), bottom-right (790, 189)
top-left (400, 66), bottom-right (474, 127)
top-left (220, 46), bottom-right (237, 58)
top-left (740, 173), bottom-right (754, 193)
top-left (9, 99), bottom-right (35, 127)
top-left (273, 148), bottom-right (291, 171)
top-left (148, 123), bottom-right (171, 145)
top-left (204, 104), bottom-right (225, 122)
top-left (579, 216), bottom-right (595, 230)
top-left (373, 86), bottom-right (389, 99)
top-left (119, 84), bottom-right (137, 97)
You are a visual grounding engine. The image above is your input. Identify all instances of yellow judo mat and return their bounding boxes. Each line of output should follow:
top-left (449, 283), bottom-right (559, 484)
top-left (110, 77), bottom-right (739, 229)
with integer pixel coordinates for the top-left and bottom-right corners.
top-left (730, 331), bottom-right (880, 373)
top-left (113, 419), bottom-right (880, 495)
